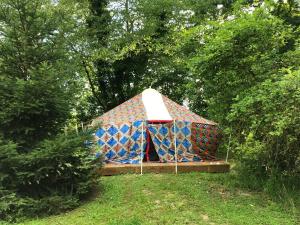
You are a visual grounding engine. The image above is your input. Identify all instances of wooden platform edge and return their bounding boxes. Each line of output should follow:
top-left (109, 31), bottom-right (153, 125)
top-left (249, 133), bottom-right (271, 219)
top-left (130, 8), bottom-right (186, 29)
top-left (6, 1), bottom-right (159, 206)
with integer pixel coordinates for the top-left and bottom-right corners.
top-left (98, 161), bottom-right (230, 176)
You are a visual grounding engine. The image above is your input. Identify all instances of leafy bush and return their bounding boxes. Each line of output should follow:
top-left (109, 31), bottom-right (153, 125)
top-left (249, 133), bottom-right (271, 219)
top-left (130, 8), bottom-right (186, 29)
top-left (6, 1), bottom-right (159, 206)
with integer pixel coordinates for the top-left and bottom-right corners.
top-left (227, 69), bottom-right (300, 191)
top-left (0, 131), bottom-right (101, 222)
top-left (186, 7), bottom-right (300, 199)
top-left (189, 10), bottom-right (296, 122)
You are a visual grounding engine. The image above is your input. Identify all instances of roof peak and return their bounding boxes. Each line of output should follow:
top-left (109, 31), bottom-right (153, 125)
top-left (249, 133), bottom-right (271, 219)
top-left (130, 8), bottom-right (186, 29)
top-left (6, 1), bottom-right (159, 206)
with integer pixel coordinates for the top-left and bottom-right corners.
top-left (93, 88), bottom-right (216, 125)
top-left (142, 88), bottom-right (171, 121)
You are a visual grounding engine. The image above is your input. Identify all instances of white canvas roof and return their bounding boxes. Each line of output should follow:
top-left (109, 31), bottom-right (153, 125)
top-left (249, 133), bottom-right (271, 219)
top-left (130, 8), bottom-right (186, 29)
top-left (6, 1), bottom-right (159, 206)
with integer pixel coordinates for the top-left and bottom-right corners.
top-left (142, 88), bottom-right (172, 121)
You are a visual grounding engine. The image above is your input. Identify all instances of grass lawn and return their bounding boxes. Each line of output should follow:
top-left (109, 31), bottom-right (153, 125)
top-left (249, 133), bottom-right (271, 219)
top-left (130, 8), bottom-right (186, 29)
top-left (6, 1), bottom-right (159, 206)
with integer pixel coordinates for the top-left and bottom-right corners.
top-left (15, 172), bottom-right (299, 225)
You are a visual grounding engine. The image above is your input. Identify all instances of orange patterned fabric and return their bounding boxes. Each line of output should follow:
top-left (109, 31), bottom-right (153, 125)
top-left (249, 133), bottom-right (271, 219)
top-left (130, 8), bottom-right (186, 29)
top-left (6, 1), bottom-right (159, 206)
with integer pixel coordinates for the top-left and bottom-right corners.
top-left (162, 96), bottom-right (216, 125)
top-left (191, 123), bottom-right (222, 160)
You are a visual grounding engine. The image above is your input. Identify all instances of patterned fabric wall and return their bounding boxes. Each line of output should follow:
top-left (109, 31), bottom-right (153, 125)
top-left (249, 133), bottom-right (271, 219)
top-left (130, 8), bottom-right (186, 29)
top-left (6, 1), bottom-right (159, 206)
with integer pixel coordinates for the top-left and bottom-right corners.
top-left (191, 123), bottom-right (222, 160)
top-left (94, 120), bottom-right (146, 164)
top-left (94, 121), bottom-right (221, 164)
top-left (148, 121), bottom-right (201, 162)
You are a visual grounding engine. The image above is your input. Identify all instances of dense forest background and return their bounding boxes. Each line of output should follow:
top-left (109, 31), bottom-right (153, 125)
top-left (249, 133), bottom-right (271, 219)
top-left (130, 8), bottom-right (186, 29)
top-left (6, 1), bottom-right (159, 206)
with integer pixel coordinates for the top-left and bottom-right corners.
top-left (0, 0), bottom-right (299, 222)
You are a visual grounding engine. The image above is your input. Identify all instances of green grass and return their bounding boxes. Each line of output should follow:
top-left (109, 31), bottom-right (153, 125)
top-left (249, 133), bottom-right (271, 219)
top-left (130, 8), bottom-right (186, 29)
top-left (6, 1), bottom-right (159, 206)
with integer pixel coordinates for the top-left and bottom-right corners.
top-left (13, 172), bottom-right (299, 225)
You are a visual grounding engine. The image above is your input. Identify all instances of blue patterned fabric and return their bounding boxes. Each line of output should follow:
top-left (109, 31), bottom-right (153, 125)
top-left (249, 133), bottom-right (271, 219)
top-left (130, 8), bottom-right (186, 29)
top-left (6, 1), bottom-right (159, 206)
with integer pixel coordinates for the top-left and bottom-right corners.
top-left (94, 121), bottom-right (146, 164)
top-left (148, 121), bottom-right (201, 162)
top-left (94, 120), bottom-right (208, 164)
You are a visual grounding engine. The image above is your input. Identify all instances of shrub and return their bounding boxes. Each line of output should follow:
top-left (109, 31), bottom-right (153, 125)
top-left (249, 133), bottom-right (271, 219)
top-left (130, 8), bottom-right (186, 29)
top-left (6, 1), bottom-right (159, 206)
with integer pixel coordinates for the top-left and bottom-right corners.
top-left (227, 69), bottom-right (300, 193)
top-left (0, 131), bottom-right (101, 222)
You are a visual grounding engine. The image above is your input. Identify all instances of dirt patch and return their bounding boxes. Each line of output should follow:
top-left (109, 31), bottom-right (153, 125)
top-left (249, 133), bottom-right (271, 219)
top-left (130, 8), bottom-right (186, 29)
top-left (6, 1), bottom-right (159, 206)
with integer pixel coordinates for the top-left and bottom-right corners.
top-left (201, 214), bottom-right (209, 221)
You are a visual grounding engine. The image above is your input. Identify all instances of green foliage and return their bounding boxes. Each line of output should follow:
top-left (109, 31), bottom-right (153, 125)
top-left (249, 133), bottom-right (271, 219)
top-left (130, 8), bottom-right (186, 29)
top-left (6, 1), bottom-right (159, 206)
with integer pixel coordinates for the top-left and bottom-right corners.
top-left (87, 0), bottom-right (111, 47)
top-left (0, 65), bottom-right (71, 150)
top-left (228, 69), bottom-right (300, 180)
top-left (0, 0), bottom-right (79, 149)
top-left (183, 2), bottom-right (300, 194)
top-left (79, 0), bottom-right (237, 114)
top-left (0, 1), bottom-right (101, 221)
top-left (190, 10), bottom-right (297, 121)
top-left (84, 0), bottom-right (163, 112)
top-left (268, 0), bottom-right (300, 27)
top-left (0, 0), bottom-right (68, 79)
top-left (0, 131), bottom-right (101, 222)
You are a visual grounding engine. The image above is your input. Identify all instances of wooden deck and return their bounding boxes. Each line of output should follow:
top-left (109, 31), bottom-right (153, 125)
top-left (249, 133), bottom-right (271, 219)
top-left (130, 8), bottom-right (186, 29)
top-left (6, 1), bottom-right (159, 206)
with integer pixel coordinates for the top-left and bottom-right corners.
top-left (99, 161), bottom-right (230, 175)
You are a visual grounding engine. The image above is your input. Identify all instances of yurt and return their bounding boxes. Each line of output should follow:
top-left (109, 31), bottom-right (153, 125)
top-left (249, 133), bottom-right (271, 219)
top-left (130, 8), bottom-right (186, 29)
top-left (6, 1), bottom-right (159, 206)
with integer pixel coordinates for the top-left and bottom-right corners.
top-left (93, 89), bottom-right (222, 167)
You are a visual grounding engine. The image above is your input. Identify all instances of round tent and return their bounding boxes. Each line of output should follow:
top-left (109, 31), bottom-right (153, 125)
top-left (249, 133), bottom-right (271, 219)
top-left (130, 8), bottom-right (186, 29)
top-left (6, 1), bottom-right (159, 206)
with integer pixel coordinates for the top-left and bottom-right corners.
top-left (93, 88), bottom-right (221, 164)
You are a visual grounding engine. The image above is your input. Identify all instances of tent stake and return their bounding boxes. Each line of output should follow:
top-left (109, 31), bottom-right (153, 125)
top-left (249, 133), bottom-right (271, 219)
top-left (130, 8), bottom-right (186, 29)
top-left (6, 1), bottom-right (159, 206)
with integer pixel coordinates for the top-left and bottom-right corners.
top-left (173, 120), bottom-right (178, 174)
top-left (140, 120), bottom-right (144, 175)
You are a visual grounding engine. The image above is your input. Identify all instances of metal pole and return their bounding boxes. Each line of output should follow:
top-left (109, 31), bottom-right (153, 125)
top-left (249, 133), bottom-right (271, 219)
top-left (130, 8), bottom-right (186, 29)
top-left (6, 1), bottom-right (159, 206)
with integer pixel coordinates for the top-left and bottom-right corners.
top-left (75, 123), bottom-right (78, 135)
top-left (140, 121), bottom-right (144, 175)
top-left (173, 120), bottom-right (178, 174)
top-left (226, 130), bottom-right (231, 163)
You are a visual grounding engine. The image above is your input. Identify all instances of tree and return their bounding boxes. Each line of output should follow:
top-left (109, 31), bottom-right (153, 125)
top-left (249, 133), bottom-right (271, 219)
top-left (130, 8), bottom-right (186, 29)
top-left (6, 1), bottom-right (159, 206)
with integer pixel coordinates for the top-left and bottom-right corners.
top-left (83, 0), bottom-right (210, 113)
top-left (0, 0), bottom-right (77, 150)
top-left (0, 2), bottom-right (101, 221)
top-left (188, 9), bottom-right (297, 123)
top-left (184, 2), bottom-right (300, 187)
